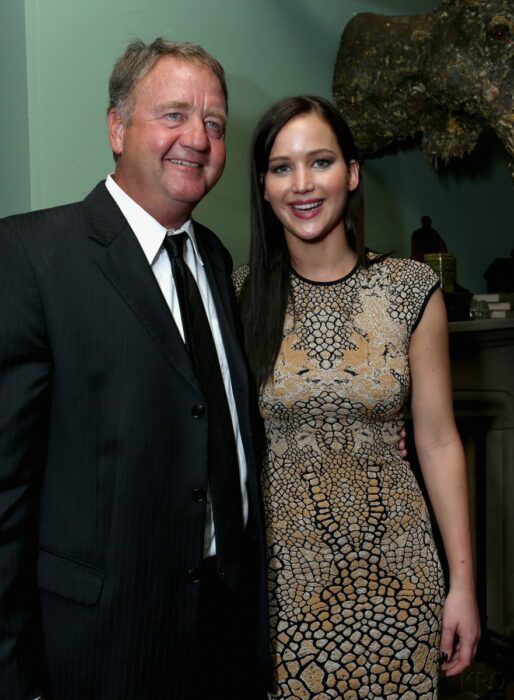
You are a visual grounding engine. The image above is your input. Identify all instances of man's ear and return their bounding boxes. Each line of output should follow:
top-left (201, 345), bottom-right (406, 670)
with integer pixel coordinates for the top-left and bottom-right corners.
top-left (108, 108), bottom-right (125, 157)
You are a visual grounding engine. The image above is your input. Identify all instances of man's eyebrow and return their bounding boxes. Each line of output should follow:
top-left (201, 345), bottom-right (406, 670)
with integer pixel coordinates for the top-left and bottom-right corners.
top-left (207, 108), bottom-right (227, 123)
top-left (156, 101), bottom-right (227, 123)
top-left (156, 100), bottom-right (192, 112)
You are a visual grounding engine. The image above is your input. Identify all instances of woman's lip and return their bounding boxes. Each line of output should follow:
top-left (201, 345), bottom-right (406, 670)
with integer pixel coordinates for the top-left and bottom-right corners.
top-left (288, 199), bottom-right (323, 219)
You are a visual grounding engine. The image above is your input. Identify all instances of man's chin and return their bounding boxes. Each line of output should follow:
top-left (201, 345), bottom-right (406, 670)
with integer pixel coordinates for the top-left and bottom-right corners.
top-left (166, 185), bottom-right (211, 207)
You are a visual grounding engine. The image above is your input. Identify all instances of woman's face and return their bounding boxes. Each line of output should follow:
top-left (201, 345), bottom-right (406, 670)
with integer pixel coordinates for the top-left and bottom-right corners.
top-left (263, 112), bottom-right (359, 248)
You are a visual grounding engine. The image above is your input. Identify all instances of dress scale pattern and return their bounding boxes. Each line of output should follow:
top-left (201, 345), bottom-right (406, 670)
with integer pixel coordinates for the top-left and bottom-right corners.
top-left (233, 257), bottom-right (445, 700)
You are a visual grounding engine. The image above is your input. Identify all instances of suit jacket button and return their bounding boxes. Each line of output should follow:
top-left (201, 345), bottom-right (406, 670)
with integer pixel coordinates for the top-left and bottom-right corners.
top-left (191, 404), bottom-right (205, 419)
top-left (187, 568), bottom-right (201, 583)
top-left (192, 488), bottom-right (207, 502)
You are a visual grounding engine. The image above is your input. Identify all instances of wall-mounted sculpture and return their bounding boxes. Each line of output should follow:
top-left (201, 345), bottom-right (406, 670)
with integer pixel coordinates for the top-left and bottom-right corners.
top-left (333, 0), bottom-right (514, 179)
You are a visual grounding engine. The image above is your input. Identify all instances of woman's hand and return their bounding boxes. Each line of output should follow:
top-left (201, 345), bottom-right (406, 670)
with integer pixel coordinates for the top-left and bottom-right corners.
top-left (440, 586), bottom-right (480, 677)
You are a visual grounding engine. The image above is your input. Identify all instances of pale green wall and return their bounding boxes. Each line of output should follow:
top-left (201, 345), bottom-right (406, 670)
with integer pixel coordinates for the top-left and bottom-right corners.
top-left (0, 0), bottom-right (30, 216)
top-left (2, 0), bottom-right (513, 292)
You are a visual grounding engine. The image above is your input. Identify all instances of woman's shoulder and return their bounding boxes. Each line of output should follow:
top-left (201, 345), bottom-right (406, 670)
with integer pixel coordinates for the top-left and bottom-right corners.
top-left (231, 264), bottom-right (249, 296)
top-left (368, 255), bottom-right (441, 332)
top-left (369, 253), bottom-right (439, 288)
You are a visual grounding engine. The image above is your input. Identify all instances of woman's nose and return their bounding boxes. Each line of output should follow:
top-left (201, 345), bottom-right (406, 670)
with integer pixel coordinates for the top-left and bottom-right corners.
top-left (291, 168), bottom-right (314, 193)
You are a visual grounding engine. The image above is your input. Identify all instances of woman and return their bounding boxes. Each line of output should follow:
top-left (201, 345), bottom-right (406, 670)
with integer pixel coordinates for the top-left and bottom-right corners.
top-left (234, 96), bottom-right (480, 699)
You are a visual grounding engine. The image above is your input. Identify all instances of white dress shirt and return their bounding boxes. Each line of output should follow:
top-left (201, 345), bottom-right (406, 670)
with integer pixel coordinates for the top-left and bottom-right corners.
top-left (105, 175), bottom-right (249, 557)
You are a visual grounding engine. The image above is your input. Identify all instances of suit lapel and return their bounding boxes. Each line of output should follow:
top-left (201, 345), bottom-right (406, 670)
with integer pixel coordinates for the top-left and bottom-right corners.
top-left (195, 226), bottom-right (247, 396)
top-left (84, 182), bottom-right (199, 389)
top-left (194, 229), bottom-right (257, 487)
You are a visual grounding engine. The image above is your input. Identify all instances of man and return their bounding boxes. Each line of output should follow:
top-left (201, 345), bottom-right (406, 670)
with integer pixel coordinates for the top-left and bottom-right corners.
top-left (0, 38), bottom-right (268, 700)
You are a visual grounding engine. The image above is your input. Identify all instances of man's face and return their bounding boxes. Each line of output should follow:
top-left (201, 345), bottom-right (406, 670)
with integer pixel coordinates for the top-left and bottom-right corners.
top-left (109, 56), bottom-right (227, 229)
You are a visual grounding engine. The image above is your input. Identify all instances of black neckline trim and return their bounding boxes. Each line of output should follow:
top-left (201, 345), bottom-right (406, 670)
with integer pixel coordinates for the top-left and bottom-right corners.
top-left (290, 260), bottom-right (360, 286)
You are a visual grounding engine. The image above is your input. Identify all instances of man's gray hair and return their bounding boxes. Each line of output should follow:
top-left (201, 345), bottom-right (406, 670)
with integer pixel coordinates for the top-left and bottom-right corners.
top-left (108, 37), bottom-right (228, 124)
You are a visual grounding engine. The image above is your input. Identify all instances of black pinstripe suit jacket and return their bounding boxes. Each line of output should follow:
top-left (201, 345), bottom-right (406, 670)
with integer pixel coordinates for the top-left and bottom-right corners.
top-left (0, 182), bottom-right (268, 699)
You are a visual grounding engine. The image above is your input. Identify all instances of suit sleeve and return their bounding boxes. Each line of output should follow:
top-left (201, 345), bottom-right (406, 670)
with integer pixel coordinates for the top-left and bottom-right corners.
top-left (0, 220), bottom-right (51, 699)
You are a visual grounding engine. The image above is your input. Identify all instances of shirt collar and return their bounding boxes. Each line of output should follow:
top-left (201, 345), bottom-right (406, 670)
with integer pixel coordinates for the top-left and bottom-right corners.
top-left (105, 174), bottom-right (204, 266)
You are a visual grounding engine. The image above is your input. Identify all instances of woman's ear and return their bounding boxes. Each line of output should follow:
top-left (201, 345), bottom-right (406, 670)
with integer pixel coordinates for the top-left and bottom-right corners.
top-left (347, 160), bottom-right (360, 192)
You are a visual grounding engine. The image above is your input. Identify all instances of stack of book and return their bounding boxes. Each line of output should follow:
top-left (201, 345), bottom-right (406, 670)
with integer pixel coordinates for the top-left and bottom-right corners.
top-left (472, 293), bottom-right (514, 318)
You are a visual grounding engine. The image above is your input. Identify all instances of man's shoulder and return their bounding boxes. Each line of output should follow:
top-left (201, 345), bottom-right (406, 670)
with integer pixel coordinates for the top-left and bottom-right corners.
top-left (193, 219), bottom-right (225, 246)
top-left (1, 200), bottom-right (82, 230)
top-left (0, 182), bottom-right (107, 243)
top-left (193, 220), bottom-right (233, 268)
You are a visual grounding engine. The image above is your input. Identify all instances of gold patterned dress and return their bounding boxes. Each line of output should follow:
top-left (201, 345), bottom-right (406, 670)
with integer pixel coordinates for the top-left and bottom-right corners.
top-left (233, 257), bottom-right (445, 700)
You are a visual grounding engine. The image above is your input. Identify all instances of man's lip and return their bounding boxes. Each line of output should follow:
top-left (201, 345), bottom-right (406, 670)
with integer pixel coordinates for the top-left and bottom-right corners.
top-left (166, 158), bottom-right (202, 168)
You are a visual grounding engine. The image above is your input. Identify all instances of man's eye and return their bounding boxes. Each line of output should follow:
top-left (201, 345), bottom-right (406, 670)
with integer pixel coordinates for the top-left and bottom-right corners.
top-left (165, 112), bottom-right (182, 121)
top-left (205, 120), bottom-right (224, 134)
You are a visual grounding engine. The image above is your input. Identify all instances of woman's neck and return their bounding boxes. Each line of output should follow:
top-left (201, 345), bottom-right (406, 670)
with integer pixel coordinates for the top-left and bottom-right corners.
top-left (288, 234), bottom-right (357, 283)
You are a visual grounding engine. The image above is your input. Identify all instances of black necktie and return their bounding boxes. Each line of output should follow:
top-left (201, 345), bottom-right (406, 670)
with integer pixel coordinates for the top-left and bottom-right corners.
top-left (164, 232), bottom-right (244, 587)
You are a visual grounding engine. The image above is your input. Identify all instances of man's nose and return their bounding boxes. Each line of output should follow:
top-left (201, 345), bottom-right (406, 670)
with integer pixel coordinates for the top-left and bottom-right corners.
top-left (181, 116), bottom-right (210, 151)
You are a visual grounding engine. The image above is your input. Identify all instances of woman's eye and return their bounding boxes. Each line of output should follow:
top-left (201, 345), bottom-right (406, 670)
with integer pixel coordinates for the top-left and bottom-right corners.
top-left (313, 158), bottom-right (332, 169)
top-left (270, 164), bottom-right (290, 174)
top-left (491, 24), bottom-right (510, 41)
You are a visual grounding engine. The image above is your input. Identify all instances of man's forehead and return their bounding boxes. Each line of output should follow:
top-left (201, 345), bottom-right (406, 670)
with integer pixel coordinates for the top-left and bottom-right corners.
top-left (148, 56), bottom-right (222, 89)
top-left (137, 56), bottom-right (227, 110)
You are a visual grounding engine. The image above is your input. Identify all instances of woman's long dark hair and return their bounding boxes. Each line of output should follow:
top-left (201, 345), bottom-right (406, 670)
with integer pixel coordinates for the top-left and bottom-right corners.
top-left (240, 96), bottom-right (366, 390)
